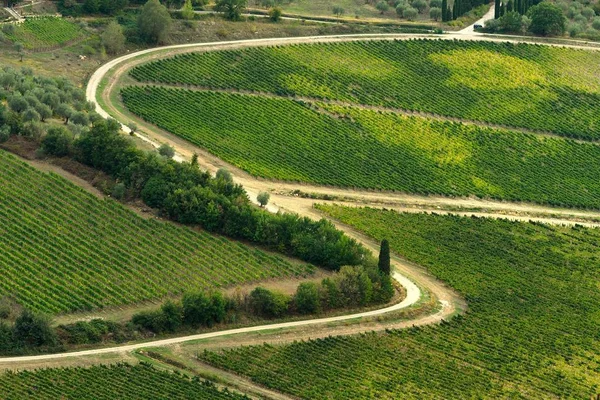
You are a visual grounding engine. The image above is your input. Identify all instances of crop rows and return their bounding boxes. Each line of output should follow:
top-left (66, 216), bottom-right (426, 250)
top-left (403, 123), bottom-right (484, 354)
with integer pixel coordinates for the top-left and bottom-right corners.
top-left (201, 208), bottom-right (600, 398)
top-left (122, 86), bottom-right (600, 209)
top-left (130, 39), bottom-right (600, 140)
top-left (0, 363), bottom-right (247, 399)
top-left (4, 18), bottom-right (85, 50)
top-left (0, 150), bottom-right (311, 314)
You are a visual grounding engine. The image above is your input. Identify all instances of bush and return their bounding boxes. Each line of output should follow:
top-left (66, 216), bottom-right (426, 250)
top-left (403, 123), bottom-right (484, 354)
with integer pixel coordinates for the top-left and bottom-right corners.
top-left (430, 7), bottom-right (442, 20)
top-left (411, 0), bottom-right (427, 13)
top-left (257, 191), bottom-right (270, 207)
top-left (376, 1), bottom-right (390, 13)
top-left (269, 6), bottom-right (282, 21)
top-left (13, 310), bottom-right (57, 348)
top-left (216, 168), bottom-right (233, 183)
top-left (42, 126), bottom-right (73, 157)
top-left (249, 287), bottom-right (289, 318)
top-left (158, 143), bottom-right (175, 158)
top-left (112, 182), bottom-right (126, 199)
top-left (527, 2), bottom-right (566, 36)
top-left (294, 282), bottom-right (321, 314)
top-left (592, 17), bottom-right (600, 29)
top-left (403, 7), bottom-right (418, 19)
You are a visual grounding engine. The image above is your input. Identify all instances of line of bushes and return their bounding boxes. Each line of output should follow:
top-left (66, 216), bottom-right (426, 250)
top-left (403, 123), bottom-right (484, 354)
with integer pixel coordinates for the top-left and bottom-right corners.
top-left (132, 262), bottom-right (394, 335)
top-left (38, 119), bottom-right (368, 270)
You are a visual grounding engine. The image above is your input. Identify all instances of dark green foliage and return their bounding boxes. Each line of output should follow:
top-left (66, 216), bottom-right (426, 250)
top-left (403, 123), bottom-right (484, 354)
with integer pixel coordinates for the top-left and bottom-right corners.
top-left (293, 282), bottom-right (321, 314)
top-left (202, 209), bottom-right (600, 398)
top-left (13, 310), bottom-right (57, 348)
top-left (215, 0), bottom-right (247, 20)
top-left (249, 287), bottom-right (289, 318)
top-left (182, 292), bottom-right (223, 327)
top-left (527, 2), bottom-right (566, 35)
top-left (41, 126), bottom-right (73, 157)
top-left (378, 239), bottom-right (390, 276)
top-left (73, 120), bottom-right (367, 270)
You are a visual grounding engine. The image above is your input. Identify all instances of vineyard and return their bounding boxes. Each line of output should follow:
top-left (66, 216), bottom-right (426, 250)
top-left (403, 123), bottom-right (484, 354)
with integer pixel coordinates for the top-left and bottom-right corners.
top-left (122, 86), bottom-right (600, 209)
top-left (0, 149), bottom-right (311, 314)
top-left (3, 18), bottom-right (86, 50)
top-left (0, 363), bottom-right (248, 399)
top-left (200, 207), bottom-right (600, 398)
top-left (129, 40), bottom-right (600, 140)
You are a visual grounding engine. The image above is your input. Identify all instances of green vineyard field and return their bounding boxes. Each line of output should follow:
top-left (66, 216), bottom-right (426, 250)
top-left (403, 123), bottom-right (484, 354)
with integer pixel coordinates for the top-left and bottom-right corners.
top-left (0, 363), bottom-right (247, 399)
top-left (0, 150), bottom-right (311, 314)
top-left (200, 207), bottom-right (600, 398)
top-left (129, 40), bottom-right (600, 140)
top-left (122, 86), bottom-right (600, 209)
top-left (4, 18), bottom-right (85, 50)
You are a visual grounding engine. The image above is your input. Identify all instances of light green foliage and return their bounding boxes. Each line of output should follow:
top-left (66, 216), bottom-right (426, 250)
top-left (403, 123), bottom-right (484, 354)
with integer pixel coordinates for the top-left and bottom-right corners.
top-left (138, 0), bottom-right (172, 44)
top-left (129, 40), bottom-right (600, 139)
top-left (201, 208), bottom-right (600, 398)
top-left (0, 363), bottom-right (249, 399)
top-left (3, 18), bottom-right (85, 50)
top-left (101, 21), bottom-right (126, 54)
top-left (0, 149), bottom-right (311, 314)
top-left (121, 86), bottom-right (600, 209)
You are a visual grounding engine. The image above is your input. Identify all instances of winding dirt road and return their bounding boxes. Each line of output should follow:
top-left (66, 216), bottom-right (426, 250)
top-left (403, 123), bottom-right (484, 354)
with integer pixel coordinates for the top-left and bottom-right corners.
top-left (2, 30), bottom-right (600, 365)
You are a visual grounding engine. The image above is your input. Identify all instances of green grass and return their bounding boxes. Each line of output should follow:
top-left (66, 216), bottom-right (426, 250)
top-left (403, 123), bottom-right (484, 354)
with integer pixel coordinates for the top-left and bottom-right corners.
top-left (0, 149), bottom-right (312, 314)
top-left (129, 40), bottom-right (600, 140)
top-left (0, 363), bottom-right (247, 399)
top-left (122, 86), bottom-right (600, 209)
top-left (4, 18), bottom-right (85, 50)
top-left (200, 207), bottom-right (600, 398)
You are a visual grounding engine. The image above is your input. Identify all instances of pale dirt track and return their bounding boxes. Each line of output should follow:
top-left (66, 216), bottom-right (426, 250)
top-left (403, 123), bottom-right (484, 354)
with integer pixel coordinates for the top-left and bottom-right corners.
top-left (2, 30), bottom-right (600, 365)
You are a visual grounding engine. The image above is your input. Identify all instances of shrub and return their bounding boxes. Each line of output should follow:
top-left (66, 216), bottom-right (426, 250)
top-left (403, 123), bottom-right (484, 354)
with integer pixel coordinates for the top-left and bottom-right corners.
top-left (41, 126), bottom-right (73, 157)
top-left (294, 282), bottom-right (321, 314)
top-left (249, 287), bottom-right (289, 318)
top-left (269, 6), bottom-right (282, 21)
top-left (403, 6), bottom-right (418, 19)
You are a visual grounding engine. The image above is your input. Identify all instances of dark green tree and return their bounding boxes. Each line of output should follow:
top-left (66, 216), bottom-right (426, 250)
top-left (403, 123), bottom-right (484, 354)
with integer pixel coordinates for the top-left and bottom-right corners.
top-left (378, 239), bottom-right (391, 276)
top-left (294, 282), bottom-right (321, 314)
top-left (442, 0), bottom-right (448, 20)
top-left (495, 0), bottom-right (501, 18)
top-left (215, 0), bottom-right (247, 20)
top-left (13, 310), bottom-right (57, 348)
top-left (527, 2), bottom-right (565, 35)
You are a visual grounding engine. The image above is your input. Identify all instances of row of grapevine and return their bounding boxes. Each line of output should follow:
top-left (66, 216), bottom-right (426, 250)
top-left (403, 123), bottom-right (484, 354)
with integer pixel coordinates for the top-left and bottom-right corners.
top-left (0, 150), bottom-right (312, 314)
top-left (129, 39), bottom-right (600, 140)
top-left (0, 363), bottom-right (248, 399)
top-left (200, 208), bottom-right (600, 398)
top-left (122, 86), bottom-right (600, 209)
top-left (3, 18), bottom-right (85, 50)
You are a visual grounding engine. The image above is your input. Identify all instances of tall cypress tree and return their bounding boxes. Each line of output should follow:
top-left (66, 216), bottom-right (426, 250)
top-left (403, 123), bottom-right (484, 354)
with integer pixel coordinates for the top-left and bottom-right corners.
top-left (442, 0), bottom-right (448, 20)
top-left (506, 0), bottom-right (513, 12)
top-left (378, 239), bottom-right (391, 276)
top-left (494, 0), bottom-right (500, 18)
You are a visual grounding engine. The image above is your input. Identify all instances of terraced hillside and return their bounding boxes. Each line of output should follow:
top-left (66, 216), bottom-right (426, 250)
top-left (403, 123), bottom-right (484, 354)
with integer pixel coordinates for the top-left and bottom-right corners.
top-left (200, 208), bottom-right (600, 399)
top-left (0, 363), bottom-right (247, 399)
top-left (122, 86), bottom-right (600, 208)
top-left (0, 149), bottom-right (311, 314)
top-left (129, 40), bottom-right (600, 139)
top-left (120, 40), bottom-right (600, 209)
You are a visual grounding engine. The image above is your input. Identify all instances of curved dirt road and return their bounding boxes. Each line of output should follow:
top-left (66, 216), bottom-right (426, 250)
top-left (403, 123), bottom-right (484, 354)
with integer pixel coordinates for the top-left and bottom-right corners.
top-left (3, 31), bottom-right (598, 364)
